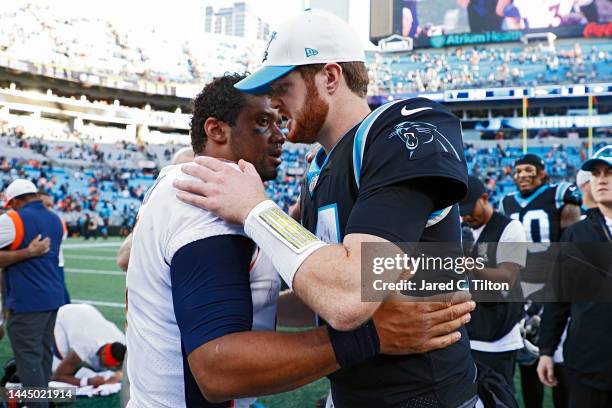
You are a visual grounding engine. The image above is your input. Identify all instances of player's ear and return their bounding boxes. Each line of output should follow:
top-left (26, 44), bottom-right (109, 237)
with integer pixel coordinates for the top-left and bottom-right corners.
top-left (322, 63), bottom-right (342, 95)
top-left (204, 117), bottom-right (229, 145)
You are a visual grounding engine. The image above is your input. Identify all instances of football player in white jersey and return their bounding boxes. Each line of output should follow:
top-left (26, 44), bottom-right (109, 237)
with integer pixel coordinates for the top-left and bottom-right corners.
top-left (126, 73), bottom-right (475, 408)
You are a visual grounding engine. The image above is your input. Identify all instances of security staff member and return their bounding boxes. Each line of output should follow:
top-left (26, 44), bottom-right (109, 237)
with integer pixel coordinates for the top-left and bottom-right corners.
top-left (460, 176), bottom-right (527, 388)
top-left (537, 146), bottom-right (612, 408)
top-left (0, 179), bottom-right (66, 404)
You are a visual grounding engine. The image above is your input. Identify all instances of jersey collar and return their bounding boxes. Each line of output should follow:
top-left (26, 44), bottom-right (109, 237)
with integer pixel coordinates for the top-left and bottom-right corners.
top-left (513, 184), bottom-right (549, 208)
top-left (306, 123), bottom-right (360, 197)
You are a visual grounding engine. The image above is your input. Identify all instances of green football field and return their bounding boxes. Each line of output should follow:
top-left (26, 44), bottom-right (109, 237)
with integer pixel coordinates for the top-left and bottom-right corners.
top-left (0, 238), bottom-right (555, 407)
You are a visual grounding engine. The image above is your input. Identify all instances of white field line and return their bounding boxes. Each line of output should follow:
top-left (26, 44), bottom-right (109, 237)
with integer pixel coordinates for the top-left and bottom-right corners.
top-left (65, 268), bottom-right (124, 276)
top-left (72, 299), bottom-right (125, 308)
top-left (62, 242), bottom-right (122, 249)
top-left (64, 254), bottom-right (118, 261)
top-left (64, 247), bottom-right (119, 253)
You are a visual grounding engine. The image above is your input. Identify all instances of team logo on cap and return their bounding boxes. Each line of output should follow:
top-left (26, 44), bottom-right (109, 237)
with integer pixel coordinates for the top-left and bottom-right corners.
top-left (305, 48), bottom-right (319, 58)
top-left (388, 121), bottom-right (461, 161)
top-left (262, 31), bottom-right (277, 63)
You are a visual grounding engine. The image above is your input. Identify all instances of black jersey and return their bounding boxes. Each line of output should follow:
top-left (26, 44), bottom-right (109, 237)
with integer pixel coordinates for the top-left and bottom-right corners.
top-left (500, 182), bottom-right (582, 284)
top-left (300, 98), bottom-right (476, 407)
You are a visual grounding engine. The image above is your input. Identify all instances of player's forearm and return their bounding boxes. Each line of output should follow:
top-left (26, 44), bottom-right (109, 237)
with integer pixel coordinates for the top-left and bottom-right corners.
top-left (243, 201), bottom-right (388, 329)
top-left (560, 204), bottom-right (581, 229)
top-left (52, 374), bottom-right (80, 386)
top-left (0, 249), bottom-right (33, 268)
top-left (116, 233), bottom-right (132, 272)
top-left (292, 242), bottom-right (378, 330)
top-left (189, 327), bottom-right (338, 403)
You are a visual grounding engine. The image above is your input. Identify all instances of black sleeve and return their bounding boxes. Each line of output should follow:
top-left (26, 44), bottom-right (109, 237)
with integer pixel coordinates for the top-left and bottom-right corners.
top-left (357, 98), bottom-right (468, 209)
top-left (345, 180), bottom-right (435, 243)
top-left (539, 228), bottom-right (573, 355)
top-left (538, 303), bottom-right (571, 356)
top-left (170, 235), bottom-right (254, 355)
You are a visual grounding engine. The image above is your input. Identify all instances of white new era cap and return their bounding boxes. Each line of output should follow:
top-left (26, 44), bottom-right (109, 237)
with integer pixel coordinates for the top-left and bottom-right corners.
top-left (235, 9), bottom-right (365, 94)
top-left (5, 179), bottom-right (37, 206)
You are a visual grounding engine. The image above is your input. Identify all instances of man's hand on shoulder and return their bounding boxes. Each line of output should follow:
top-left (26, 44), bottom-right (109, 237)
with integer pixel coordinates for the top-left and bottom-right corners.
top-left (174, 156), bottom-right (267, 225)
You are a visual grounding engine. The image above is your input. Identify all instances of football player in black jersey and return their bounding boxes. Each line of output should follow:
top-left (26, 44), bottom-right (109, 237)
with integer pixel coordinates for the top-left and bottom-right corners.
top-left (174, 9), bottom-right (479, 408)
top-left (500, 154), bottom-right (581, 408)
top-left (501, 154), bottom-right (582, 295)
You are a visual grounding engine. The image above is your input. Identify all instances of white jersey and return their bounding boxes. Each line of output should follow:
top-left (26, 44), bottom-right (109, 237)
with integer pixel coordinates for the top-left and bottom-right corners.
top-left (53, 303), bottom-right (125, 370)
top-left (126, 164), bottom-right (280, 408)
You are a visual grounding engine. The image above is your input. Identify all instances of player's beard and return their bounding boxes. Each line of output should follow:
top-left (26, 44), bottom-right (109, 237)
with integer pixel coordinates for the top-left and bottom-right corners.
top-left (286, 78), bottom-right (329, 144)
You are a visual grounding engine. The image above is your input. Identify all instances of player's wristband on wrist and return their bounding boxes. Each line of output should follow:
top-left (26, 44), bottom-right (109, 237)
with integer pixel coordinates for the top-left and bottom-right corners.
top-left (80, 377), bottom-right (88, 387)
top-left (327, 320), bottom-right (381, 368)
top-left (244, 200), bottom-right (327, 289)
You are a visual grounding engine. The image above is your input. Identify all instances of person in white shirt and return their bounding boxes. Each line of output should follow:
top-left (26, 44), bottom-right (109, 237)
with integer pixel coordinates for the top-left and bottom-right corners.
top-left (52, 303), bottom-right (125, 387)
top-left (460, 176), bottom-right (527, 388)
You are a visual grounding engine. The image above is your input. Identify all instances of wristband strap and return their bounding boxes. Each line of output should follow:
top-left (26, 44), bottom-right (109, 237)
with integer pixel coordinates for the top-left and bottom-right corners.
top-left (327, 319), bottom-right (381, 368)
top-left (80, 377), bottom-right (88, 387)
top-left (244, 200), bottom-right (327, 288)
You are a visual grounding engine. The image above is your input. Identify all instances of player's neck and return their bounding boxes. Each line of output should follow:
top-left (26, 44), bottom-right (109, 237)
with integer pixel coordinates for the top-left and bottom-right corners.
top-left (520, 182), bottom-right (546, 198)
top-left (583, 196), bottom-right (597, 209)
top-left (201, 146), bottom-right (236, 164)
top-left (318, 94), bottom-right (371, 152)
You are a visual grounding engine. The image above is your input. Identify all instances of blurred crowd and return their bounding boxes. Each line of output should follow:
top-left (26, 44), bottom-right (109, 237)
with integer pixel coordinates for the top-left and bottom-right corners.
top-left (0, 1), bottom-right (262, 89)
top-left (2, 115), bottom-right (606, 238)
top-left (368, 41), bottom-right (612, 95)
top-left (1, 2), bottom-right (610, 98)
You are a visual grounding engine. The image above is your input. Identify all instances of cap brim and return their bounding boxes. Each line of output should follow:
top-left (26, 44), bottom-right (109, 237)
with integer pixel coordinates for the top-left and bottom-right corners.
top-left (459, 200), bottom-right (477, 217)
top-left (235, 65), bottom-right (296, 95)
top-left (581, 158), bottom-right (612, 171)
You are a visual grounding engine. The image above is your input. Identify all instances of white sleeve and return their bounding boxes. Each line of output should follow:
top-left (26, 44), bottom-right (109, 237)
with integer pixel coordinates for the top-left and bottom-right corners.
top-left (0, 214), bottom-right (16, 249)
top-left (165, 211), bottom-right (245, 262)
top-left (496, 220), bottom-right (527, 267)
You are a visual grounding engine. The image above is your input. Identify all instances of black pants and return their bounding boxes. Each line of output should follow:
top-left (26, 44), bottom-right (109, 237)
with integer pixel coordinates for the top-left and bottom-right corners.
top-left (472, 349), bottom-right (517, 390)
top-left (520, 362), bottom-right (568, 408)
top-left (7, 310), bottom-right (57, 407)
top-left (566, 368), bottom-right (612, 408)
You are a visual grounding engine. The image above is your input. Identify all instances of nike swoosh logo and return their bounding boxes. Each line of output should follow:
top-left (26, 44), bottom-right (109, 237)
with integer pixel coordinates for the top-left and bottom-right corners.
top-left (401, 106), bottom-right (432, 116)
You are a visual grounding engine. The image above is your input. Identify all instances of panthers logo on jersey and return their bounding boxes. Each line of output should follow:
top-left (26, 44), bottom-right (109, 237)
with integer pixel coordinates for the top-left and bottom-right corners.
top-left (388, 121), bottom-right (462, 162)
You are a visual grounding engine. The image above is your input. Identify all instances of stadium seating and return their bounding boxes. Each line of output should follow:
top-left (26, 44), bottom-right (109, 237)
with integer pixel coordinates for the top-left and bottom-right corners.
top-left (2, 114), bottom-right (608, 232)
top-left (2, 2), bottom-right (610, 97)
top-left (367, 40), bottom-right (612, 95)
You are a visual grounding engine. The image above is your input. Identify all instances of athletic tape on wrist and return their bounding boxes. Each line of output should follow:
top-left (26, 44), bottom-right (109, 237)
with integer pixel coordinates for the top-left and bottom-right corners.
top-left (80, 377), bottom-right (88, 387)
top-left (327, 320), bottom-right (381, 368)
top-left (244, 200), bottom-right (327, 289)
